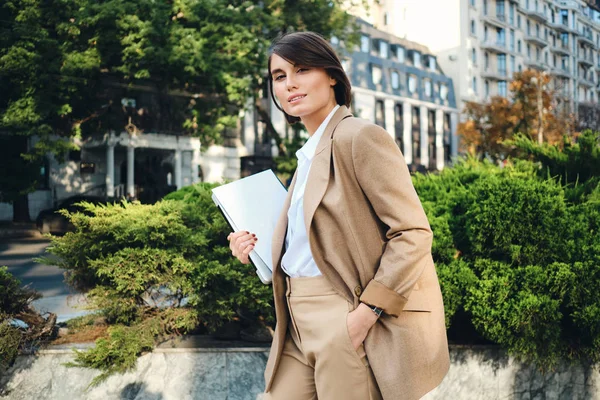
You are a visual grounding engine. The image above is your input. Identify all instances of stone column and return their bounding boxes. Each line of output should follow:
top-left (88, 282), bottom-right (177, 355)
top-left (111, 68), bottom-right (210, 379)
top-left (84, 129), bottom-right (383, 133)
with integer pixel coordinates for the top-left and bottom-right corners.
top-left (384, 99), bottom-right (395, 139)
top-left (419, 105), bottom-right (429, 168)
top-left (451, 113), bottom-right (459, 158)
top-left (435, 109), bottom-right (445, 171)
top-left (127, 144), bottom-right (135, 199)
top-left (174, 149), bottom-right (182, 189)
top-left (106, 141), bottom-right (115, 198)
top-left (192, 148), bottom-right (201, 184)
top-left (403, 103), bottom-right (412, 164)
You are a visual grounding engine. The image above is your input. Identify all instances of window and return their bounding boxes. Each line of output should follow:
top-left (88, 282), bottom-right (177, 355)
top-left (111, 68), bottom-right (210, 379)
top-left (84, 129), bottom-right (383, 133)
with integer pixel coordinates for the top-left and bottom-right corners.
top-left (413, 52), bottom-right (421, 68)
top-left (394, 104), bottom-right (404, 152)
top-left (371, 65), bottom-right (382, 85)
top-left (396, 46), bottom-right (405, 62)
top-left (472, 48), bottom-right (477, 64)
top-left (428, 57), bottom-right (436, 71)
top-left (518, 39), bottom-right (521, 53)
top-left (384, 12), bottom-right (389, 26)
top-left (472, 76), bottom-right (478, 94)
top-left (485, 52), bottom-right (490, 68)
top-left (408, 75), bottom-right (417, 93)
top-left (424, 79), bottom-right (433, 97)
top-left (510, 55), bottom-right (516, 74)
top-left (545, 51), bottom-right (548, 64)
top-left (379, 41), bottom-right (389, 58)
top-left (375, 100), bottom-right (385, 127)
top-left (518, 64), bottom-right (522, 72)
top-left (440, 84), bottom-right (448, 100)
top-left (471, 20), bottom-right (476, 35)
top-left (497, 28), bottom-right (506, 45)
top-left (509, 3), bottom-right (515, 24)
top-left (561, 32), bottom-right (569, 47)
top-left (360, 35), bottom-right (370, 52)
top-left (510, 29), bottom-right (515, 51)
top-left (498, 54), bottom-right (507, 75)
top-left (485, 80), bottom-right (490, 98)
top-left (527, 44), bottom-right (531, 57)
top-left (536, 47), bottom-right (540, 61)
top-left (484, 26), bottom-right (489, 42)
top-left (483, 0), bottom-right (488, 15)
top-left (341, 59), bottom-right (350, 73)
top-left (470, 0), bottom-right (475, 6)
top-left (37, 157), bottom-right (50, 190)
top-left (498, 80), bottom-right (507, 97)
top-left (391, 71), bottom-right (400, 89)
top-left (497, 0), bottom-right (505, 19)
top-left (527, 20), bottom-right (531, 35)
top-left (517, 14), bottom-right (521, 28)
top-left (411, 107), bottom-right (421, 163)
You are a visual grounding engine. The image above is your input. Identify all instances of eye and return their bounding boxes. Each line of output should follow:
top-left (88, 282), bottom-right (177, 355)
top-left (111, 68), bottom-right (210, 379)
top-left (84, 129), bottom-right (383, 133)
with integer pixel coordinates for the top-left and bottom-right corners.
top-left (274, 74), bottom-right (285, 81)
top-left (297, 67), bottom-right (310, 73)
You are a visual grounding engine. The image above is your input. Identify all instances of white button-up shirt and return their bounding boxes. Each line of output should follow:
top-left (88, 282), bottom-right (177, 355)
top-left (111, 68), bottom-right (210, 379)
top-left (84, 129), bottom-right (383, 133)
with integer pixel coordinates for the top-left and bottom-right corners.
top-left (281, 105), bottom-right (340, 278)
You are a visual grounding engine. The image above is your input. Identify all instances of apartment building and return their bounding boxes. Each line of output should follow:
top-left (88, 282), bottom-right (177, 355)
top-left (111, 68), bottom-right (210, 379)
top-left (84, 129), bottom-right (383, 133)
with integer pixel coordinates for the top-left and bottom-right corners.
top-left (352, 0), bottom-right (600, 115)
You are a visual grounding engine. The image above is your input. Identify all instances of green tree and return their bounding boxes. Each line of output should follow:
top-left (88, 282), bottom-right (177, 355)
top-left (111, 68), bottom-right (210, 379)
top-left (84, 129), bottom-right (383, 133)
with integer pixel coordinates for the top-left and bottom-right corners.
top-left (0, 0), bottom-right (362, 221)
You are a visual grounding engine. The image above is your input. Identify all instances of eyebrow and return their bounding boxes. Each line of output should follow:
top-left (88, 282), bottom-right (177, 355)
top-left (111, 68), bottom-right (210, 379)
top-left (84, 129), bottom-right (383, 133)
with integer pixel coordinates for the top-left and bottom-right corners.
top-left (270, 68), bottom-right (285, 77)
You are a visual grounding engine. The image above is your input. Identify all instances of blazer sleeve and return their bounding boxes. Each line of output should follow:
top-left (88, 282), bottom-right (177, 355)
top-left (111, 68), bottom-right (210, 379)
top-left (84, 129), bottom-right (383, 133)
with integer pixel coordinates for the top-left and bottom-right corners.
top-left (351, 123), bottom-right (433, 317)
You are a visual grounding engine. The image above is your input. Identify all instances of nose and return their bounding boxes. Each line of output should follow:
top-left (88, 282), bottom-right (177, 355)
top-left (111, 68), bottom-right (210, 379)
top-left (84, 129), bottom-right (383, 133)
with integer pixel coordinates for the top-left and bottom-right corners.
top-left (286, 74), bottom-right (298, 91)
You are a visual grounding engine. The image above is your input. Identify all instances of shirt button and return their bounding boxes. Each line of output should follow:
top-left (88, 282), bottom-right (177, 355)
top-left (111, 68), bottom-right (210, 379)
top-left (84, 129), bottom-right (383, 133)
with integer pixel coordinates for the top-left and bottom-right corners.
top-left (354, 286), bottom-right (362, 297)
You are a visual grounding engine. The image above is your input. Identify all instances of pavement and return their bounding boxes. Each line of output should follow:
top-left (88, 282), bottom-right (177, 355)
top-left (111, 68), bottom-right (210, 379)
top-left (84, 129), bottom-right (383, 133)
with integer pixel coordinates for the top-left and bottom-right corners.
top-left (0, 234), bottom-right (89, 323)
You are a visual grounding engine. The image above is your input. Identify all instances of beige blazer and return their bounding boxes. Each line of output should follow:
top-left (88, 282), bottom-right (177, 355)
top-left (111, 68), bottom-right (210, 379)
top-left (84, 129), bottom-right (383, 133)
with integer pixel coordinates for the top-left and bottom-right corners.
top-left (264, 106), bottom-right (450, 400)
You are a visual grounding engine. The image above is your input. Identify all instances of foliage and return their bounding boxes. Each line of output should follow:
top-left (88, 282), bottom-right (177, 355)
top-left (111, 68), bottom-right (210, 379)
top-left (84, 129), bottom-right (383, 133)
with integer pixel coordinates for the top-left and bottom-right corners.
top-left (458, 69), bottom-right (575, 161)
top-left (510, 130), bottom-right (600, 189)
top-left (0, 0), bottom-right (363, 221)
top-left (44, 183), bottom-right (274, 382)
top-left (67, 308), bottom-right (197, 387)
top-left (0, 266), bottom-right (45, 372)
top-left (413, 151), bottom-right (600, 368)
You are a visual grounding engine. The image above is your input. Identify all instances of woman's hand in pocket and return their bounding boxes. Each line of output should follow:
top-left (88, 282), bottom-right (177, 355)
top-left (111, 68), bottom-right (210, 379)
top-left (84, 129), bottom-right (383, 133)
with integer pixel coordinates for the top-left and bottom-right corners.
top-left (227, 231), bottom-right (257, 264)
top-left (346, 303), bottom-right (379, 350)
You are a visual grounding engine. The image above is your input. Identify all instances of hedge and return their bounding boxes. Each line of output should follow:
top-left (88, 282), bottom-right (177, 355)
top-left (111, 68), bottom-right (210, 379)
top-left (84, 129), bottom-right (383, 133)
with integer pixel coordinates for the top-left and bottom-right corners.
top-left (42, 132), bottom-right (600, 378)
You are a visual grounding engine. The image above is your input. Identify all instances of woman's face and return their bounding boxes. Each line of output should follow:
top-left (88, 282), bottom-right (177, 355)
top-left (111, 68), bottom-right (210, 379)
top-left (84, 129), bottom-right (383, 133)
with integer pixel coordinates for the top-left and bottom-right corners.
top-left (270, 54), bottom-right (337, 127)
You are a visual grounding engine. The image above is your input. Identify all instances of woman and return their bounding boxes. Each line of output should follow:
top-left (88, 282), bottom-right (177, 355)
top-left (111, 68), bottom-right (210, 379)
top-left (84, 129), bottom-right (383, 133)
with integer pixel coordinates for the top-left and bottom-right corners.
top-left (228, 32), bottom-right (449, 400)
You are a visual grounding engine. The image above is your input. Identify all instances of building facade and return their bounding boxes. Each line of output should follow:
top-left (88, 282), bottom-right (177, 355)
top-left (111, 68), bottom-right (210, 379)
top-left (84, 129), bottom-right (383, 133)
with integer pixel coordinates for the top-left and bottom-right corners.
top-left (352, 0), bottom-right (600, 114)
top-left (340, 20), bottom-right (460, 171)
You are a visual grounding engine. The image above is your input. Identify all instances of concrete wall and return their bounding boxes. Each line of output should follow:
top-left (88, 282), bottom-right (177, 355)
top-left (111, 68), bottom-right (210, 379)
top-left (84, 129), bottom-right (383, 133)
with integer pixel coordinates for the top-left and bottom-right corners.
top-left (2, 345), bottom-right (599, 400)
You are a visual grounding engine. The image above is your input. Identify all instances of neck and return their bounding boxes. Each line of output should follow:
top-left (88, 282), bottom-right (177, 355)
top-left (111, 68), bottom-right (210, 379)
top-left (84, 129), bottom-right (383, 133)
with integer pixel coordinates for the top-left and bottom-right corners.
top-left (302, 103), bottom-right (337, 136)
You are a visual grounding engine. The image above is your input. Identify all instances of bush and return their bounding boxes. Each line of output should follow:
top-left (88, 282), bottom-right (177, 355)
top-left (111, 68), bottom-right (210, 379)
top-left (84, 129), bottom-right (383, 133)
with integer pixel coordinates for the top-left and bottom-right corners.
top-left (413, 146), bottom-right (600, 367)
top-left (43, 184), bottom-right (274, 382)
top-left (0, 266), bottom-right (47, 372)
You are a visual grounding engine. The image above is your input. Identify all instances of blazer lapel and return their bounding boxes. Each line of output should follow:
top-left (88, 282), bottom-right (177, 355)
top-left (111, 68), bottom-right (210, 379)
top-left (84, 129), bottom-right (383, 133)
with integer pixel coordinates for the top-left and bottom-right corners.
top-left (303, 106), bottom-right (352, 234)
top-left (271, 171), bottom-right (297, 271)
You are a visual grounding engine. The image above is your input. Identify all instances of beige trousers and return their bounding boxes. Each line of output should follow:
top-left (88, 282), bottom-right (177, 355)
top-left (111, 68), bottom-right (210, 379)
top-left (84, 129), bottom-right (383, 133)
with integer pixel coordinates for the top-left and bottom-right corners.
top-left (265, 275), bottom-right (383, 400)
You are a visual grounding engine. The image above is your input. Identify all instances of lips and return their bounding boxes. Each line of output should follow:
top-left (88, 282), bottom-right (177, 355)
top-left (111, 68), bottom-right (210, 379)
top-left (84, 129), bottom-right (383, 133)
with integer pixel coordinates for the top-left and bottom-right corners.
top-left (288, 94), bottom-right (306, 103)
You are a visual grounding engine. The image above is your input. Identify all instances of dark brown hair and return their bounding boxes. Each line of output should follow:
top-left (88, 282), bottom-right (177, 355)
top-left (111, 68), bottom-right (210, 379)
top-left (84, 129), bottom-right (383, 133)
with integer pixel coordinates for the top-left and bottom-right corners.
top-left (268, 31), bottom-right (352, 124)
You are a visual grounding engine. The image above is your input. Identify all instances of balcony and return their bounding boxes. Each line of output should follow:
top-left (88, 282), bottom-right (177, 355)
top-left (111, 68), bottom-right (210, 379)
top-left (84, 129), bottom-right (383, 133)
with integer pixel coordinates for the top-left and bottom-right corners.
top-left (524, 59), bottom-right (548, 71)
top-left (480, 41), bottom-right (508, 53)
top-left (550, 42), bottom-right (571, 55)
top-left (524, 34), bottom-right (549, 47)
top-left (578, 55), bottom-right (594, 66)
top-left (549, 67), bottom-right (572, 78)
top-left (481, 14), bottom-right (507, 28)
top-left (579, 77), bottom-right (595, 87)
top-left (579, 34), bottom-right (596, 48)
top-left (521, 7), bottom-right (547, 22)
top-left (481, 68), bottom-right (509, 81)
top-left (548, 20), bottom-right (579, 35)
top-left (558, 0), bottom-right (579, 11)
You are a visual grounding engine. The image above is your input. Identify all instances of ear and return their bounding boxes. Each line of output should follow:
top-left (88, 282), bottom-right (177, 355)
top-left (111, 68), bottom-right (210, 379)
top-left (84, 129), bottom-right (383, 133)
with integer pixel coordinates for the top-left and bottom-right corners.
top-left (330, 77), bottom-right (337, 87)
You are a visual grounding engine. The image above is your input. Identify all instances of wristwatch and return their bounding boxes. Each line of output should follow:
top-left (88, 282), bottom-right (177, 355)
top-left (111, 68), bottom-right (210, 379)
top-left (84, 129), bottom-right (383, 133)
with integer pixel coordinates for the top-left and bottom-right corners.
top-left (367, 304), bottom-right (383, 318)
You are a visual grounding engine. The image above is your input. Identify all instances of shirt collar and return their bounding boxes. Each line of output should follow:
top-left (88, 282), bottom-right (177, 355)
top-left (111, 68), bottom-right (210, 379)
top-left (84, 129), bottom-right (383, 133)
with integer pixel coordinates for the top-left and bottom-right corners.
top-left (296, 105), bottom-right (340, 163)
